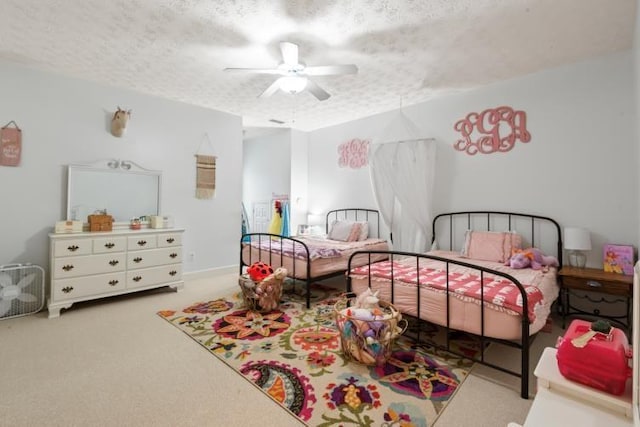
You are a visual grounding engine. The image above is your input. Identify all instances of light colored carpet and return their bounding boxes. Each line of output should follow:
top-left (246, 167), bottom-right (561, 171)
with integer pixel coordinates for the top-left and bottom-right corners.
top-left (0, 272), bottom-right (562, 426)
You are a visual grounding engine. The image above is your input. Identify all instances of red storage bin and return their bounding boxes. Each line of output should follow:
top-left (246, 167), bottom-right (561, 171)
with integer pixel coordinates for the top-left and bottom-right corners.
top-left (556, 319), bottom-right (632, 395)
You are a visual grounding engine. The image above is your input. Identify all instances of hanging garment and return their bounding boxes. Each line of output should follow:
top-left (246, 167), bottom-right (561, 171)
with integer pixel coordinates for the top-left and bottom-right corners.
top-left (267, 200), bottom-right (283, 235)
top-left (280, 201), bottom-right (290, 237)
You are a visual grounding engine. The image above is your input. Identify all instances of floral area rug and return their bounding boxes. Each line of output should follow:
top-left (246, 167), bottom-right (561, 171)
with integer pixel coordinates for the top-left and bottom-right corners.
top-left (157, 283), bottom-right (477, 427)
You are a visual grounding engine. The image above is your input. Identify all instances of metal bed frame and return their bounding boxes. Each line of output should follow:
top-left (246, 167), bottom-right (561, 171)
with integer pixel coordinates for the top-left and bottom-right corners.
top-left (346, 211), bottom-right (562, 399)
top-left (240, 208), bottom-right (382, 308)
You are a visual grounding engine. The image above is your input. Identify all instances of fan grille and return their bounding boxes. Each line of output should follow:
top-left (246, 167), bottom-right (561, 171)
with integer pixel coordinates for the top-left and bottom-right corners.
top-left (0, 264), bottom-right (45, 320)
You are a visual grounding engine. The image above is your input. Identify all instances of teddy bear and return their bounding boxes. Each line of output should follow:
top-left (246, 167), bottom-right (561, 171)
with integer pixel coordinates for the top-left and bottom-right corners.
top-left (505, 248), bottom-right (559, 270)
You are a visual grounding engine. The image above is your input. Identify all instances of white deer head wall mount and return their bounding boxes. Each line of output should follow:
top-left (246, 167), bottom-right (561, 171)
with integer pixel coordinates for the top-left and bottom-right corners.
top-left (110, 106), bottom-right (131, 138)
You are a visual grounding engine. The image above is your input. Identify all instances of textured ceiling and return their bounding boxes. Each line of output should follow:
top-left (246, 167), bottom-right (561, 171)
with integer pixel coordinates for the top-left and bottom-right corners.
top-left (0, 0), bottom-right (635, 132)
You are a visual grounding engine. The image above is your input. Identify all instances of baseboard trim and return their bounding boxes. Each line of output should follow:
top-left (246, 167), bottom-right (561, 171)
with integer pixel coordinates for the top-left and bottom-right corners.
top-left (183, 265), bottom-right (237, 280)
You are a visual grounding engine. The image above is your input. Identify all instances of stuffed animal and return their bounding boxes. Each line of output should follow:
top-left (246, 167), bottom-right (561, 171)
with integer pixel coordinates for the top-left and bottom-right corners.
top-left (254, 267), bottom-right (287, 311)
top-left (247, 261), bottom-right (274, 282)
top-left (354, 288), bottom-right (380, 310)
top-left (505, 248), bottom-right (559, 270)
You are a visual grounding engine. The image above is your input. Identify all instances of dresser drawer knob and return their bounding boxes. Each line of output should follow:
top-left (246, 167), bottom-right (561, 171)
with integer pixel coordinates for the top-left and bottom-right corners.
top-left (109, 260), bottom-right (119, 266)
top-left (133, 276), bottom-right (142, 282)
top-left (62, 286), bottom-right (74, 293)
top-left (133, 257), bottom-right (143, 263)
top-left (169, 253), bottom-right (178, 259)
top-left (62, 264), bottom-right (74, 272)
top-left (108, 280), bottom-right (119, 286)
top-left (166, 238), bottom-right (175, 243)
top-left (137, 240), bottom-right (147, 246)
top-left (104, 242), bottom-right (115, 249)
top-left (169, 270), bottom-right (177, 276)
top-left (67, 245), bottom-right (79, 252)
top-left (587, 280), bottom-right (602, 288)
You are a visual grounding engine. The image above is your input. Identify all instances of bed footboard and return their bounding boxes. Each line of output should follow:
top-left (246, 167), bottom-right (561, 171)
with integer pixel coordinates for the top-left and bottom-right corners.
top-left (347, 250), bottom-right (533, 399)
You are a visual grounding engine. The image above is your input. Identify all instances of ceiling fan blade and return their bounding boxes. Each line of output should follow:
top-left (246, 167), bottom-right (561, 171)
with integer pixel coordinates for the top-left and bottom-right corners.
top-left (303, 64), bottom-right (358, 76)
top-left (306, 79), bottom-right (330, 101)
top-left (258, 78), bottom-right (282, 98)
top-left (280, 42), bottom-right (299, 66)
top-left (224, 67), bottom-right (285, 75)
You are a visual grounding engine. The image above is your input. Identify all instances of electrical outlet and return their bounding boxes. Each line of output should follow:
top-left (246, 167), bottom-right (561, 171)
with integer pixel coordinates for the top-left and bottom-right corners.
top-left (189, 252), bottom-right (195, 262)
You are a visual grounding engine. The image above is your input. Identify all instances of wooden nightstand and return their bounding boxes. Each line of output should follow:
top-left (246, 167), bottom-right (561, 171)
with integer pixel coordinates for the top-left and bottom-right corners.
top-left (558, 266), bottom-right (633, 332)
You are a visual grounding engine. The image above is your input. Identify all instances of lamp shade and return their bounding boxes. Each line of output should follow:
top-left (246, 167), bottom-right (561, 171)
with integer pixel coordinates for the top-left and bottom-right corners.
top-left (564, 227), bottom-right (592, 251)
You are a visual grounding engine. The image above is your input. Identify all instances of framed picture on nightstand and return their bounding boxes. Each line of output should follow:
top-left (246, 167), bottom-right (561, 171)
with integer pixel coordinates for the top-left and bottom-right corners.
top-left (603, 244), bottom-right (634, 275)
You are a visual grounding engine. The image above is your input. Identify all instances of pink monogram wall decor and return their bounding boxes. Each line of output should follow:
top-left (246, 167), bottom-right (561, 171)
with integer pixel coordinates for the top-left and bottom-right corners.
top-left (453, 106), bottom-right (530, 155)
top-left (338, 138), bottom-right (370, 169)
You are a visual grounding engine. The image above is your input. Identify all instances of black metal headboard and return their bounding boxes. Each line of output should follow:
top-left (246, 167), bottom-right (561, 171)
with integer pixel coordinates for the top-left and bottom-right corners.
top-left (326, 208), bottom-right (381, 238)
top-left (431, 211), bottom-right (563, 266)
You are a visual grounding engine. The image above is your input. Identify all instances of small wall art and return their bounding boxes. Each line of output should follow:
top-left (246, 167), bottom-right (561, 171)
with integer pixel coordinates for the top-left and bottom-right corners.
top-left (338, 138), bottom-right (370, 169)
top-left (453, 106), bottom-right (530, 155)
top-left (603, 244), bottom-right (635, 275)
top-left (0, 121), bottom-right (22, 167)
top-left (110, 107), bottom-right (131, 137)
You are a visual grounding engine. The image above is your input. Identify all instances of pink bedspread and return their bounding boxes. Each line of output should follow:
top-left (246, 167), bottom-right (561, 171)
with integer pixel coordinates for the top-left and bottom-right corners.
top-left (247, 236), bottom-right (386, 260)
top-left (350, 260), bottom-right (543, 322)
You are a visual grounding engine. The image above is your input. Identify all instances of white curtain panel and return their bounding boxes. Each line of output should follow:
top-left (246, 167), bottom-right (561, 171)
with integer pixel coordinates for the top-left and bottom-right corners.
top-left (369, 138), bottom-right (436, 252)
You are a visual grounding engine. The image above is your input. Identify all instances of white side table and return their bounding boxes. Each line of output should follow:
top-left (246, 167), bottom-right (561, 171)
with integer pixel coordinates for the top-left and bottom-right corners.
top-left (517, 347), bottom-right (632, 427)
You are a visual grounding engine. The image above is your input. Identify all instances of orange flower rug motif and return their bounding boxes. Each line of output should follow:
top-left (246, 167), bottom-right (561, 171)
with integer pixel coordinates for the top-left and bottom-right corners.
top-left (157, 284), bottom-right (477, 427)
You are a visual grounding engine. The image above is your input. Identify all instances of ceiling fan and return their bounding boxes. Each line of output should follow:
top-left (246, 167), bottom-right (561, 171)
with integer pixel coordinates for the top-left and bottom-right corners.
top-left (224, 42), bottom-right (358, 101)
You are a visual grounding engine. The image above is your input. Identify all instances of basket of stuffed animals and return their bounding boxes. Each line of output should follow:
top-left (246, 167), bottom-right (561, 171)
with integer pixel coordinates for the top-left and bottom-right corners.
top-left (334, 290), bottom-right (407, 366)
top-left (239, 262), bottom-right (286, 312)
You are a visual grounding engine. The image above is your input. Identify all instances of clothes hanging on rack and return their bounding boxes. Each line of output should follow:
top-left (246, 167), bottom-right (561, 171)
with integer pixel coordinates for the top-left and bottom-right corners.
top-left (267, 200), bottom-right (283, 235)
top-left (280, 201), bottom-right (290, 237)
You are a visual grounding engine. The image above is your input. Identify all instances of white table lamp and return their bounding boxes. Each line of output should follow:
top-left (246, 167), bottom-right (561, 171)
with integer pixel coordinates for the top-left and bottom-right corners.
top-left (564, 227), bottom-right (592, 268)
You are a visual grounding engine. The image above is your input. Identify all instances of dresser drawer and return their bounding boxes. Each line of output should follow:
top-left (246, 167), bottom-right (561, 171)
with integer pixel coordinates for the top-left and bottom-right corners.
top-left (53, 253), bottom-right (126, 279)
top-left (127, 264), bottom-right (182, 289)
top-left (561, 276), bottom-right (631, 296)
top-left (52, 272), bottom-right (126, 300)
top-left (127, 235), bottom-right (157, 251)
top-left (93, 236), bottom-right (126, 254)
top-left (53, 239), bottom-right (92, 257)
top-left (157, 232), bottom-right (182, 247)
top-left (127, 247), bottom-right (182, 270)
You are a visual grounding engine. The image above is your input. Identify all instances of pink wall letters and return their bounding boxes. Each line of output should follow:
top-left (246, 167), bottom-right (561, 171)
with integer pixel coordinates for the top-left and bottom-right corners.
top-left (453, 106), bottom-right (530, 155)
top-left (338, 138), bottom-right (370, 168)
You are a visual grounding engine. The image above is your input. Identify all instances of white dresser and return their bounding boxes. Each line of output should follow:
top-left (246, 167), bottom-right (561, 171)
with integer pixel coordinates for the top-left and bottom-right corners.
top-left (48, 228), bottom-right (184, 318)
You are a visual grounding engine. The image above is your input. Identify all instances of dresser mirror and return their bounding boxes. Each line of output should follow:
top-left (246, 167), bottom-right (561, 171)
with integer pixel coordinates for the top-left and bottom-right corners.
top-left (67, 159), bottom-right (162, 226)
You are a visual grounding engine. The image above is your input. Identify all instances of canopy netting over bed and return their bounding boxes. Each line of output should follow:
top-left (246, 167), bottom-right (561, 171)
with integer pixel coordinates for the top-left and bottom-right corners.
top-left (370, 110), bottom-right (436, 253)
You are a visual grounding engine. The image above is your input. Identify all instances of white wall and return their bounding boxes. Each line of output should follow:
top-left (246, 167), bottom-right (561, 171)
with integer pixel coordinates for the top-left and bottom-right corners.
top-left (242, 129), bottom-right (291, 231)
top-left (308, 52), bottom-right (637, 268)
top-left (289, 129), bottom-right (309, 234)
top-left (0, 62), bottom-right (243, 274)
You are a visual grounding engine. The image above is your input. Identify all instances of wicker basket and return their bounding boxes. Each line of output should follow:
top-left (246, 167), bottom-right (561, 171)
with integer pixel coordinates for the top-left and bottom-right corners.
top-left (238, 274), bottom-right (283, 312)
top-left (334, 298), bottom-right (407, 366)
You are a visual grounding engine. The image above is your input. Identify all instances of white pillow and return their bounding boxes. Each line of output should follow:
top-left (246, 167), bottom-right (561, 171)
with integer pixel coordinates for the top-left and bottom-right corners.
top-left (328, 220), bottom-right (354, 241)
top-left (329, 220), bottom-right (369, 241)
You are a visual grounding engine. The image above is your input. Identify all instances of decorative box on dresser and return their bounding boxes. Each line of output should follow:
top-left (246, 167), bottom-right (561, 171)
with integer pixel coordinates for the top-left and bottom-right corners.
top-left (48, 228), bottom-right (184, 318)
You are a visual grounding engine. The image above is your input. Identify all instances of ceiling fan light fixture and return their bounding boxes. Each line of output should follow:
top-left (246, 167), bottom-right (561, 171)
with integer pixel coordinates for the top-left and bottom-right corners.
top-left (279, 76), bottom-right (308, 94)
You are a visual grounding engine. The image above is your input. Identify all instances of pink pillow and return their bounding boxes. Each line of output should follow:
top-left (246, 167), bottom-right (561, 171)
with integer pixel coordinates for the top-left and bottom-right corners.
top-left (346, 223), bottom-right (362, 242)
top-left (462, 231), bottom-right (522, 263)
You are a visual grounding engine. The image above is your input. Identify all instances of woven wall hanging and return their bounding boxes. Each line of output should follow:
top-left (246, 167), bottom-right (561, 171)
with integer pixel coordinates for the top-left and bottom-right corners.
top-left (195, 133), bottom-right (216, 199)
